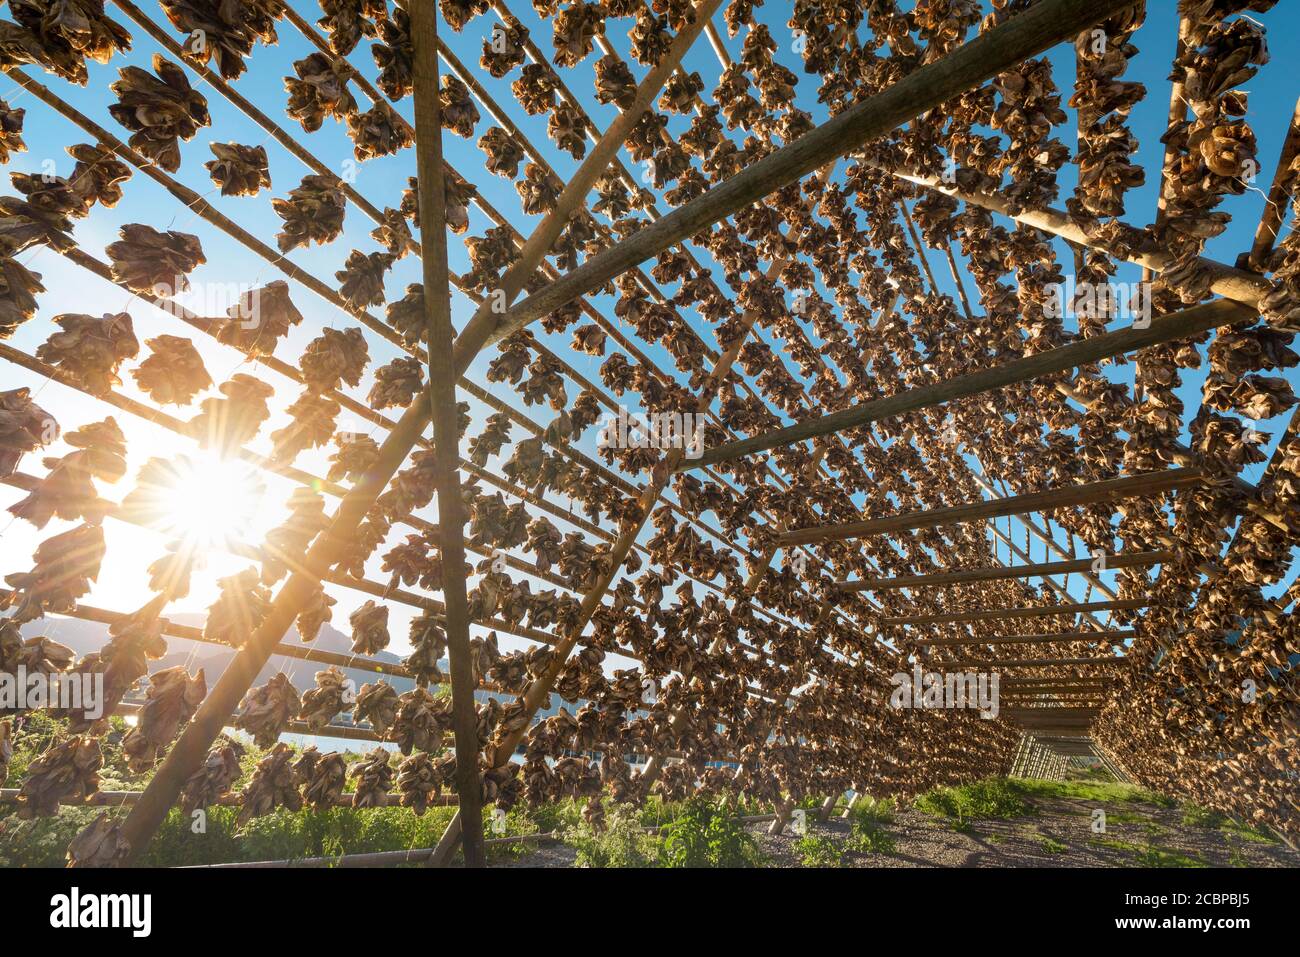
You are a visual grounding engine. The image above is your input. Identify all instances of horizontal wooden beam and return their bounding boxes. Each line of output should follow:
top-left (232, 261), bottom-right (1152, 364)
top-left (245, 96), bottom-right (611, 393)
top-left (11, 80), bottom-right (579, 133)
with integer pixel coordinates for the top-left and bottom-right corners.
top-left (840, 550), bottom-right (1173, 592)
top-left (1001, 679), bottom-right (1114, 687)
top-left (947, 657), bottom-right (1129, 668)
top-left (883, 600), bottom-right (1148, 626)
top-left (1002, 688), bottom-right (1112, 696)
top-left (487, 0), bottom-right (1137, 345)
top-left (680, 299), bottom-right (1253, 471)
top-left (917, 629), bottom-right (1134, 647)
top-left (781, 470), bottom-right (1202, 545)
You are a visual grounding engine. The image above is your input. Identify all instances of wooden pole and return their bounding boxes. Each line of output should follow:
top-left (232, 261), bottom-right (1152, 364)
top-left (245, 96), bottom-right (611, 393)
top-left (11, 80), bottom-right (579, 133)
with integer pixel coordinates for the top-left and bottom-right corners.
top-left (680, 299), bottom-right (1254, 470)
top-left (779, 469), bottom-right (1204, 545)
top-left (915, 630), bottom-right (1134, 647)
top-left (878, 164), bottom-right (1271, 308)
top-left (1244, 96), bottom-right (1300, 271)
top-left (944, 657), bottom-right (1128, 669)
top-left (408, 0), bottom-right (486, 868)
top-left (839, 550), bottom-right (1173, 591)
top-left (883, 600), bottom-right (1148, 626)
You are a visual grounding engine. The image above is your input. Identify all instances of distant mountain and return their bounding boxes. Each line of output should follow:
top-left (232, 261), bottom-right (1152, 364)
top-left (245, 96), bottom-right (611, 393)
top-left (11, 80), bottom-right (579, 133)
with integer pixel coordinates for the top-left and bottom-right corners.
top-left (20, 614), bottom-right (413, 699)
top-left (20, 612), bottom-right (565, 731)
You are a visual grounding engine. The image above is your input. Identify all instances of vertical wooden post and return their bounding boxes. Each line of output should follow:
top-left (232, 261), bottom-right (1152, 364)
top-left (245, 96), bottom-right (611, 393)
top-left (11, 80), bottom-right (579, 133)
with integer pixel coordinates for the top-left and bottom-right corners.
top-left (422, 0), bottom-right (727, 865)
top-left (840, 792), bottom-right (861, 820)
top-left (409, 0), bottom-right (486, 867)
top-left (817, 795), bottom-right (839, 822)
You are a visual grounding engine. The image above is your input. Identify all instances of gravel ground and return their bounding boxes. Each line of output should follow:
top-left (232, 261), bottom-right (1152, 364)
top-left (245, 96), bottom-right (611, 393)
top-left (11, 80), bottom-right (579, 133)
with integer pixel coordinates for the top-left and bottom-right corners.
top-left (498, 792), bottom-right (1299, 868)
top-left (752, 796), bottom-right (1299, 868)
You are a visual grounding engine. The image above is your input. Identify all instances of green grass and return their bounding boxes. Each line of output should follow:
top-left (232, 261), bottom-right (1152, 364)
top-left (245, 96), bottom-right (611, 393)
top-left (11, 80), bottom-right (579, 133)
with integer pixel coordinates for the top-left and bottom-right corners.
top-left (915, 777), bottom-right (1032, 823)
top-left (1180, 803), bottom-right (1279, 845)
top-left (847, 802), bottom-right (898, 855)
top-left (851, 795), bottom-right (896, 825)
top-left (796, 834), bottom-right (845, 867)
top-left (1088, 836), bottom-right (1207, 868)
top-left (1134, 845), bottom-right (1208, 868)
top-left (1220, 818), bottom-right (1279, 844)
top-left (1007, 777), bottom-right (1173, 807)
top-left (1038, 835), bottom-right (1067, 853)
top-left (1181, 803), bottom-right (1228, 829)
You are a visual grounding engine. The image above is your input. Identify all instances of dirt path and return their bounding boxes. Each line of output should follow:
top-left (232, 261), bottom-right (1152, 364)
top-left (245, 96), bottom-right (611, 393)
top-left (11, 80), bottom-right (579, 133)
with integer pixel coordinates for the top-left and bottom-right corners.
top-left (496, 784), bottom-right (1297, 868)
top-left (755, 795), bottom-right (1299, 868)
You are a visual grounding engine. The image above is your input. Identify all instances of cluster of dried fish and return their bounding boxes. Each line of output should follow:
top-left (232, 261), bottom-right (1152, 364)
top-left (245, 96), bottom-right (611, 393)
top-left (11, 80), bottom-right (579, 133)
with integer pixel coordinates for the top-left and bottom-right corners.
top-left (132, 334), bottom-right (212, 406)
top-left (121, 666), bottom-right (205, 772)
top-left (235, 673), bottom-right (300, 747)
top-left (105, 223), bottom-right (205, 295)
top-left (0, 0), bottom-right (131, 85)
top-left (205, 142), bottom-right (271, 196)
top-left (7, 417), bottom-right (126, 528)
top-left (160, 0), bottom-right (283, 80)
top-left (35, 312), bottom-right (139, 395)
top-left (108, 55), bottom-right (209, 172)
top-left (189, 374), bottom-right (275, 451)
top-left (272, 174), bottom-right (347, 252)
top-left (3, 523), bottom-right (105, 621)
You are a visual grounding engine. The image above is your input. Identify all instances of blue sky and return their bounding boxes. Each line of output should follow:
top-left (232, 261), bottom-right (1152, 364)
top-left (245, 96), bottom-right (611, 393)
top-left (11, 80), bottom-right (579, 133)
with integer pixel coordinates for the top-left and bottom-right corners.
top-left (1, 0), bottom-right (1296, 671)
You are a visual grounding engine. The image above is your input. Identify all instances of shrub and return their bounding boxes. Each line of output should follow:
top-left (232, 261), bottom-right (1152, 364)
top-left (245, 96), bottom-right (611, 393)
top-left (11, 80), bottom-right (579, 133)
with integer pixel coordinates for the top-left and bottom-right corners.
top-left (847, 798), bottom-right (897, 855)
top-left (796, 834), bottom-right (844, 867)
top-left (851, 795), bottom-right (895, 825)
top-left (564, 803), bottom-right (659, 868)
top-left (659, 796), bottom-right (763, 868)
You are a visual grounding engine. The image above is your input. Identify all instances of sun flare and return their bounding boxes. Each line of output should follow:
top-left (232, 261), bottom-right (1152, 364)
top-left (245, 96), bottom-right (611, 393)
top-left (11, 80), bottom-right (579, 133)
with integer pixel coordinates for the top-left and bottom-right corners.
top-left (131, 450), bottom-right (268, 550)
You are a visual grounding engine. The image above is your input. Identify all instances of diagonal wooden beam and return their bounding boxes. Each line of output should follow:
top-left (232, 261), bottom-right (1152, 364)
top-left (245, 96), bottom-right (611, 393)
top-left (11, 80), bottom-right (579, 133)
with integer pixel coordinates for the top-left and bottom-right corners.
top-left (114, 363), bottom-right (442, 863)
top-left (1243, 96), bottom-right (1300, 271)
top-left (779, 469), bottom-right (1205, 545)
top-left (877, 158), bottom-right (1290, 535)
top-left (408, 0), bottom-right (485, 867)
top-left (879, 164), bottom-right (1271, 308)
top-left (445, 0), bottom-right (725, 375)
top-left (882, 600), bottom-right (1149, 626)
top-left (840, 550), bottom-right (1173, 592)
top-left (480, 0), bottom-right (1140, 346)
top-left (679, 299), bottom-right (1254, 470)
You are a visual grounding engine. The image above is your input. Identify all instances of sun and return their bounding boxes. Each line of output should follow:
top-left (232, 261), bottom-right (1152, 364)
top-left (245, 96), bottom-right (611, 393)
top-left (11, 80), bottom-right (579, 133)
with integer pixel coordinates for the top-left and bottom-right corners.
top-left (128, 450), bottom-right (268, 551)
